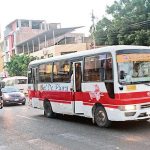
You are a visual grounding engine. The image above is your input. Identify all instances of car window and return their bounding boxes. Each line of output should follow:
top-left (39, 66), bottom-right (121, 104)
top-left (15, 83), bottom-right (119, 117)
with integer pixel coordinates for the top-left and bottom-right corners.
top-left (1, 87), bottom-right (20, 93)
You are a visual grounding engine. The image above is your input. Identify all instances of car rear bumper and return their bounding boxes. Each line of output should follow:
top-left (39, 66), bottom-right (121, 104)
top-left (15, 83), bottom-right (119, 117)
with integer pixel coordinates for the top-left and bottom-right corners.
top-left (0, 99), bottom-right (3, 109)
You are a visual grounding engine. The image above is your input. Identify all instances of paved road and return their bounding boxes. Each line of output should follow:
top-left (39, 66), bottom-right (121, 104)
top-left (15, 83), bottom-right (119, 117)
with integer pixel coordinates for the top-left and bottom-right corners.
top-left (0, 105), bottom-right (150, 150)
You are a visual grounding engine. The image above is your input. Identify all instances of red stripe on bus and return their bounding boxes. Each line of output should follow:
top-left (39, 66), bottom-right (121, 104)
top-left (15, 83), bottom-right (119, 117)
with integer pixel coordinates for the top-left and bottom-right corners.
top-left (28, 90), bottom-right (150, 106)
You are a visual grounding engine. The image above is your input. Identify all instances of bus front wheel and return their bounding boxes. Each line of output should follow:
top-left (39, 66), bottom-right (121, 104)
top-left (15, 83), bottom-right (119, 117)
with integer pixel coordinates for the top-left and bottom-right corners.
top-left (43, 100), bottom-right (55, 118)
top-left (94, 106), bottom-right (111, 128)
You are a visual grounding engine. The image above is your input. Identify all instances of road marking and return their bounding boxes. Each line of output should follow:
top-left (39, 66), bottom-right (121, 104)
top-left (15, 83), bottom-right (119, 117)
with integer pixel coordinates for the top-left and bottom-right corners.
top-left (3, 108), bottom-right (12, 110)
top-left (59, 133), bottom-right (117, 149)
top-left (27, 139), bottom-right (41, 144)
top-left (27, 138), bottom-right (69, 150)
top-left (4, 107), bottom-right (27, 110)
top-left (0, 145), bottom-right (8, 149)
top-left (16, 115), bottom-right (38, 121)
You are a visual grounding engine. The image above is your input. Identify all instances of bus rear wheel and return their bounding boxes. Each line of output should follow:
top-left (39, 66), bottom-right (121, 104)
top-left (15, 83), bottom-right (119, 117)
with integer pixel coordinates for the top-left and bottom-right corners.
top-left (43, 100), bottom-right (55, 118)
top-left (94, 106), bottom-right (111, 128)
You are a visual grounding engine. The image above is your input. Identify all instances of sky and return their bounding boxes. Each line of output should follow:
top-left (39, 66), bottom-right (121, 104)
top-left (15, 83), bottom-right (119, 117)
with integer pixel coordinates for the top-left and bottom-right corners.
top-left (0, 0), bottom-right (114, 37)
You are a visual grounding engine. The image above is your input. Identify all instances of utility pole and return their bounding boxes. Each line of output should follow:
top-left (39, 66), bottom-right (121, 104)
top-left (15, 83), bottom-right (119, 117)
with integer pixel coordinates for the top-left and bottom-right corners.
top-left (91, 10), bottom-right (96, 49)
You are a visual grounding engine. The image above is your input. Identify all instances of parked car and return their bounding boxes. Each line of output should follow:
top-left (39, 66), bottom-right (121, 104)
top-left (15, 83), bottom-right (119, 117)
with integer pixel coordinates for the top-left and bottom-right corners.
top-left (1, 86), bottom-right (26, 105)
top-left (0, 81), bottom-right (5, 109)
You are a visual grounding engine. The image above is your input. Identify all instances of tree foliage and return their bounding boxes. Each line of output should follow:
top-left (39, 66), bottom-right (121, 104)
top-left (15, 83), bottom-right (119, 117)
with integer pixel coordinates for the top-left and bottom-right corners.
top-left (93, 0), bottom-right (150, 46)
top-left (5, 55), bottom-right (37, 76)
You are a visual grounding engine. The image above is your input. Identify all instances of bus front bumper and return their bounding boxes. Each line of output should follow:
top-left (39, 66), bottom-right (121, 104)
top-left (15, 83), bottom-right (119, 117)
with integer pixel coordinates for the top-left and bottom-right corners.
top-left (106, 104), bottom-right (150, 121)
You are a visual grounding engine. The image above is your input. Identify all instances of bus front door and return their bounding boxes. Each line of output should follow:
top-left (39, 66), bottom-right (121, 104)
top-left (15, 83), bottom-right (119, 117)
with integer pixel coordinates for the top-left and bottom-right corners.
top-left (32, 68), bottom-right (38, 92)
top-left (73, 62), bottom-right (84, 114)
top-left (31, 67), bottom-right (39, 108)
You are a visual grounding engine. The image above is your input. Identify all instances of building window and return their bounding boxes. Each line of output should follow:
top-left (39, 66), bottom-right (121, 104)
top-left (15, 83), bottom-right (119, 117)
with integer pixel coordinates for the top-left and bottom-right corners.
top-left (32, 21), bottom-right (40, 29)
top-left (48, 54), bottom-right (53, 58)
top-left (5, 39), bottom-right (8, 47)
top-left (61, 51), bottom-right (76, 55)
top-left (21, 20), bottom-right (29, 27)
top-left (12, 50), bottom-right (15, 56)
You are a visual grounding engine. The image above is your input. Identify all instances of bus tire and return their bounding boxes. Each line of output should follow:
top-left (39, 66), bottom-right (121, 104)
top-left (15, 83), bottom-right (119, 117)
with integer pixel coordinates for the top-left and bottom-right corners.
top-left (43, 100), bottom-right (55, 118)
top-left (94, 106), bottom-right (111, 128)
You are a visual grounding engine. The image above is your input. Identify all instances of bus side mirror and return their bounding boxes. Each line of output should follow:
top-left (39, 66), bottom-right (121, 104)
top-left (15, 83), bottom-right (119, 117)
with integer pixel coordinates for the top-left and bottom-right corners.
top-left (120, 71), bottom-right (125, 80)
top-left (0, 81), bottom-right (5, 89)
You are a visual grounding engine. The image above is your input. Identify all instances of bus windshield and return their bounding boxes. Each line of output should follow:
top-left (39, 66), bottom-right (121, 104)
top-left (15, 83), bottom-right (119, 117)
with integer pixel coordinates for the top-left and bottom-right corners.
top-left (117, 50), bottom-right (150, 85)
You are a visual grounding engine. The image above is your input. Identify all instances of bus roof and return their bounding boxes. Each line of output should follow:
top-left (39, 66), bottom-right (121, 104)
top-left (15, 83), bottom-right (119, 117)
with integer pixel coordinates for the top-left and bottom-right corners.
top-left (29, 45), bottom-right (150, 67)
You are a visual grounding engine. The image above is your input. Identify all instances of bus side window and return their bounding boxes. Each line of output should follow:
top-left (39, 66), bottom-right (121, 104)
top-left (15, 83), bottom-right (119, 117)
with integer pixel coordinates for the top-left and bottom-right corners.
top-left (83, 55), bottom-right (105, 82)
top-left (39, 64), bottom-right (52, 83)
top-left (53, 60), bottom-right (70, 82)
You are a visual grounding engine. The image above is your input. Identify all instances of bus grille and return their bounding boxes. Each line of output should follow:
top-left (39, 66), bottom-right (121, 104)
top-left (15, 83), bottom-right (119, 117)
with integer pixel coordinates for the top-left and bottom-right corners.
top-left (141, 104), bottom-right (150, 109)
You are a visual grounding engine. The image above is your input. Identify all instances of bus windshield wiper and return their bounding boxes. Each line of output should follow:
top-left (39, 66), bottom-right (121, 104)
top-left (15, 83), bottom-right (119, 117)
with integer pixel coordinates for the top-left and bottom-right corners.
top-left (144, 82), bottom-right (150, 86)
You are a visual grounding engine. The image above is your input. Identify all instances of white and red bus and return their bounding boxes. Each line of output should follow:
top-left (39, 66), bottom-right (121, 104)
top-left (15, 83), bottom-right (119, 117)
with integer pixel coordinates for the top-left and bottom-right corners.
top-left (28, 45), bottom-right (150, 127)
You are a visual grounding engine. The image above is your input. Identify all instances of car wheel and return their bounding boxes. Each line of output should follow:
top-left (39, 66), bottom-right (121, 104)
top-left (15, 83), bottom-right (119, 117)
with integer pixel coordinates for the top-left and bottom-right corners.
top-left (43, 100), bottom-right (55, 118)
top-left (22, 102), bottom-right (25, 105)
top-left (94, 106), bottom-right (111, 128)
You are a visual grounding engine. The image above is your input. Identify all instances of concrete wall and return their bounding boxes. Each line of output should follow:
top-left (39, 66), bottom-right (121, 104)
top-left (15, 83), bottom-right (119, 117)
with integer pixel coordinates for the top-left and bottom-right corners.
top-left (15, 28), bottom-right (44, 44)
top-left (29, 43), bottom-right (90, 59)
top-left (54, 43), bottom-right (89, 56)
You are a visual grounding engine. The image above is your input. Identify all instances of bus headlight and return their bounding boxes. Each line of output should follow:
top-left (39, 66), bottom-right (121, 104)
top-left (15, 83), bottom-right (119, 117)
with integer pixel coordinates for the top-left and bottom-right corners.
top-left (118, 105), bottom-right (136, 111)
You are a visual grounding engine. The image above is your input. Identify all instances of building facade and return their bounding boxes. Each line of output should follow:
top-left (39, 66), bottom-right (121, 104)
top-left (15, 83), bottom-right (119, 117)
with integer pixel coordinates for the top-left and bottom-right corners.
top-left (3, 19), bottom-right (61, 65)
top-left (16, 29), bottom-right (91, 59)
top-left (3, 19), bottom-right (92, 75)
top-left (0, 40), bottom-right (5, 77)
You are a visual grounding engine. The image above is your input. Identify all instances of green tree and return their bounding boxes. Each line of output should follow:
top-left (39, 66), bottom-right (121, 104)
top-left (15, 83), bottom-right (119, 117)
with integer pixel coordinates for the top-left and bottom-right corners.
top-left (93, 0), bottom-right (150, 46)
top-left (5, 55), bottom-right (37, 76)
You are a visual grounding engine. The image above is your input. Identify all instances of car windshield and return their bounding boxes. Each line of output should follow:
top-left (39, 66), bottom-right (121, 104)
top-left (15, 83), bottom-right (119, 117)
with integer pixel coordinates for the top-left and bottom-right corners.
top-left (117, 49), bottom-right (150, 85)
top-left (1, 87), bottom-right (20, 93)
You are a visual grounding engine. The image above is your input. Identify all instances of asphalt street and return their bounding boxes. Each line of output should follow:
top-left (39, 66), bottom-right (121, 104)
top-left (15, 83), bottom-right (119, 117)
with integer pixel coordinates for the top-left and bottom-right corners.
top-left (0, 104), bottom-right (150, 150)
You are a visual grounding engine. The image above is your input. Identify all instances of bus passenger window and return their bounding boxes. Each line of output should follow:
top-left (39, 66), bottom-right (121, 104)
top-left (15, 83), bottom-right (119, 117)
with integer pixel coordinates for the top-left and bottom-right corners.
top-left (39, 63), bottom-right (52, 83)
top-left (83, 54), bottom-right (106, 82)
top-left (53, 60), bottom-right (70, 82)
